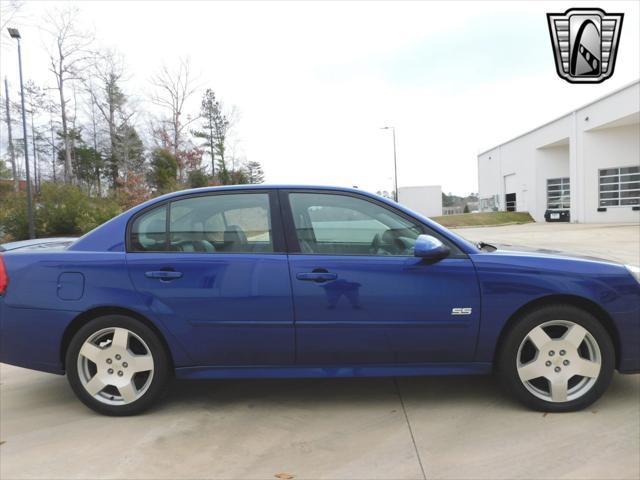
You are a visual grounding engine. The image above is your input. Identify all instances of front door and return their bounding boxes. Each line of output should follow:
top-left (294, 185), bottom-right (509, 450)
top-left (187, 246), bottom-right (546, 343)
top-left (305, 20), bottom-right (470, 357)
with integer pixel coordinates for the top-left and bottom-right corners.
top-left (126, 191), bottom-right (294, 366)
top-left (282, 190), bottom-right (481, 365)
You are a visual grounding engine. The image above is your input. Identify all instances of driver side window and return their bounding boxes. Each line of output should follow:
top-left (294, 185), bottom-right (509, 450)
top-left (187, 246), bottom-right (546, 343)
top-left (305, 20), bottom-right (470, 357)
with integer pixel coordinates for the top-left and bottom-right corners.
top-left (289, 193), bottom-right (423, 256)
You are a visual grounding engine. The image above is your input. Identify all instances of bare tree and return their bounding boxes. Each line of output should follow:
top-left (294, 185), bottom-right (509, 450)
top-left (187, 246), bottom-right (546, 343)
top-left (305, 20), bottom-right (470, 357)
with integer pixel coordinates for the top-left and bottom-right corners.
top-left (41, 97), bottom-right (61, 184)
top-left (23, 81), bottom-right (46, 191)
top-left (42, 7), bottom-right (93, 184)
top-left (49, 114), bottom-right (57, 182)
top-left (0, 0), bottom-right (24, 34)
top-left (150, 58), bottom-right (199, 182)
top-left (85, 80), bottom-right (103, 195)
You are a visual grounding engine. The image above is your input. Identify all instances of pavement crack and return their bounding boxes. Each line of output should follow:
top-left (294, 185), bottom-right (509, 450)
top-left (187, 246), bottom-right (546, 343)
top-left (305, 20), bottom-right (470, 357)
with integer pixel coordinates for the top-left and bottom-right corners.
top-left (394, 377), bottom-right (427, 480)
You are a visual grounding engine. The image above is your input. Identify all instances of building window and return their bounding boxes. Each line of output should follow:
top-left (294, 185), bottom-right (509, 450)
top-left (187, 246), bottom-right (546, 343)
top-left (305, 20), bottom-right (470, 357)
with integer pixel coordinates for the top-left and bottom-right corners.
top-left (547, 178), bottom-right (570, 210)
top-left (599, 166), bottom-right (640, 207)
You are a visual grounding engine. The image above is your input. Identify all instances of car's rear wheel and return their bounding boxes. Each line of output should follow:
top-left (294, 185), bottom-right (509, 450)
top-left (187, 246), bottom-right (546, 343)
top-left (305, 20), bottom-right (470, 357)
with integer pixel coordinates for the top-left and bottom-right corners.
top-left (498, 305), bottom-right (615, 412)
top-left (66, 315), bottom-right (169, 415)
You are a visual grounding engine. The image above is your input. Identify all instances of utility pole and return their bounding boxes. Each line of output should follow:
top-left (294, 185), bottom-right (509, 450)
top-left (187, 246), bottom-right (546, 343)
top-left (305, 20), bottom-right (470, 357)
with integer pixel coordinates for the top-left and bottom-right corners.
top-left (381, 126), bottom-right (399, 202)
top-left (8, 27), bottom-right (36, 239)
top-left (4, 78), bottom-right (19, 192)
top-left (29, 99), bottom-right (39, 192)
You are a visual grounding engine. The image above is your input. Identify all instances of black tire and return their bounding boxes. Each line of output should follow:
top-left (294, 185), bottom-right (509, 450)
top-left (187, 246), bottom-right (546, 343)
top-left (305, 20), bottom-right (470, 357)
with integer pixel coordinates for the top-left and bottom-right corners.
top-left (497, 304), bottom-right (615, 412)
top-left (66, 315), bottom-right (170, 416)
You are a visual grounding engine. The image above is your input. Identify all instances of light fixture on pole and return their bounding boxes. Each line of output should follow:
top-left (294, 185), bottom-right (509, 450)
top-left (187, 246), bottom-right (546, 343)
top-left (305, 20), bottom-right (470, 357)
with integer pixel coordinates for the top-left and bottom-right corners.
top-left (8, 27), bottom-right (35, 239)
top-left (381, 126), bottom-right (398, 202)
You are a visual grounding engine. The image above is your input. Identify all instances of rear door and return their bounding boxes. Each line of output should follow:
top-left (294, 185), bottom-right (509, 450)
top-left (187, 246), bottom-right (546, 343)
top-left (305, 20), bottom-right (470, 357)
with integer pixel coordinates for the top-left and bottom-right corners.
top-left (282, 190), bottom-right (481, 365)
top-left (126, 190), bottom-right (294, 366)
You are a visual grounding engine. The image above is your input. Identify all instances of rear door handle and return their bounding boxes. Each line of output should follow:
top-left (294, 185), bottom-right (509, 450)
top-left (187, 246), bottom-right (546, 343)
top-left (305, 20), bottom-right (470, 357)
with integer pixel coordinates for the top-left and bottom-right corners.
top-left (296, 272), bottom-right (338, 283)
top-left (145, 270), bottom-right (183, 281)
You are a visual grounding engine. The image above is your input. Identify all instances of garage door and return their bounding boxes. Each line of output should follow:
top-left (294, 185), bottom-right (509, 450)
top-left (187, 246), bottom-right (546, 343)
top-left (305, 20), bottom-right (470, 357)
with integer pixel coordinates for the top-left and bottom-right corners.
top-left (504, 174), bottom-right (517, 211)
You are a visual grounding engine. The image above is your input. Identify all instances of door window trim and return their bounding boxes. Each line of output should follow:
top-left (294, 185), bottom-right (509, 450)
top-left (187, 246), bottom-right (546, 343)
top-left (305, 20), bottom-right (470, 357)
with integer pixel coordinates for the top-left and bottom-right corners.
top-left (278, 189), bottom-right (467, 258)
top-left (125, 190), bottom-right (286, 254)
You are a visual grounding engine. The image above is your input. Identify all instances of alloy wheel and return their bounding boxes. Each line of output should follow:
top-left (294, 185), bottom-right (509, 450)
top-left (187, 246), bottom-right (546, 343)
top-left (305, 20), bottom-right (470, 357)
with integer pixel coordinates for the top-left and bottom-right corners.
top-left (516, 320), bottom-right (601, 402)
top-left (76, 327), bottom-right (155, 405)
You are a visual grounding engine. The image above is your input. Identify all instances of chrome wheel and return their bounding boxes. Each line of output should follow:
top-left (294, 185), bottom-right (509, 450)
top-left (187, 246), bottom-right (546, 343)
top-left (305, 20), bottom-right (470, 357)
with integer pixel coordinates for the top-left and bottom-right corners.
top-left (516, 320), bottom-right (601, 403)
top-left (76, 327), bottom-right (155, 406)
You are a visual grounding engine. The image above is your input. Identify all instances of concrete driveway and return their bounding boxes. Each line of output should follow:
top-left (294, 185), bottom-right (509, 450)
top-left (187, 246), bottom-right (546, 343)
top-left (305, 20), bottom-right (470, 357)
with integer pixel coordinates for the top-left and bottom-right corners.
top-left (1, 222), bottom-right (639, 480)
top-left (453, 222), bottom-right (640, 265)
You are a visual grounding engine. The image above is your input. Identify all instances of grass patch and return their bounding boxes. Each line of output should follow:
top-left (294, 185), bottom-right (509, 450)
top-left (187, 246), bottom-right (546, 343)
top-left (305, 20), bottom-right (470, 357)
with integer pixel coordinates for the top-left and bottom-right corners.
top-left (431, 211), bottom-right (534, 228)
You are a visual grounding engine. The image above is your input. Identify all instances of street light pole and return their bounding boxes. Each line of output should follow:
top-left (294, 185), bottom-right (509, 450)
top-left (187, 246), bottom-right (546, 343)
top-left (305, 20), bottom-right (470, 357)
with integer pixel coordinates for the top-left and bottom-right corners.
top-left (381, 126), bottom-right (398, 202)
top-left (4, 77), bottom-right (18, 192)
top-left (8, 27), bottom-right (35, 239)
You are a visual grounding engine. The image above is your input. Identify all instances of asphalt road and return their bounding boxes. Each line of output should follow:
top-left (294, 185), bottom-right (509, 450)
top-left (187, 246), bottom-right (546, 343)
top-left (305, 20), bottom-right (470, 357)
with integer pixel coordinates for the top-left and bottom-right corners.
top-left (1, 222), bottom-right (639, 480)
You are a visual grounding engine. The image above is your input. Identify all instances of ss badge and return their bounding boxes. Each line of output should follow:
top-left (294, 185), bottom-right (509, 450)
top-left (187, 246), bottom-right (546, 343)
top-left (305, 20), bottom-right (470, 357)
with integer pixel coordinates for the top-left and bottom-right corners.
top-left (451, 307), bottom-right (473, 316)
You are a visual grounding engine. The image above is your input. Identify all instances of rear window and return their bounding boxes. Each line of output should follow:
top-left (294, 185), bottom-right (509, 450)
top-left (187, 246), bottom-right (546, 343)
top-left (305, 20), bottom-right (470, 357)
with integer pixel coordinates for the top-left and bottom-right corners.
top-left (130, 205), bottom-right (167, 252)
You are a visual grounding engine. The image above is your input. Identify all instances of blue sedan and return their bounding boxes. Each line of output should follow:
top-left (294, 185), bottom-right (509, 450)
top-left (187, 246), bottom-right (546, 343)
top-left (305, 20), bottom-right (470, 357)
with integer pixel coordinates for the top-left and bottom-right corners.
top-left (1, 185), bottom-right (638, 415)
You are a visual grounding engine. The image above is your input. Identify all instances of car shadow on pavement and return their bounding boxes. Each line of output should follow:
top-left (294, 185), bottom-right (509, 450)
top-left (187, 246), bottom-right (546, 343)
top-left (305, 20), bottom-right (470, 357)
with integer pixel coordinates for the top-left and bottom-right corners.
top-left (161, 374), bottom-right (505, 411)
top-left (2, 366), bottom-right (636, 415)
top-left (160, 372), bottom-right (638, 413)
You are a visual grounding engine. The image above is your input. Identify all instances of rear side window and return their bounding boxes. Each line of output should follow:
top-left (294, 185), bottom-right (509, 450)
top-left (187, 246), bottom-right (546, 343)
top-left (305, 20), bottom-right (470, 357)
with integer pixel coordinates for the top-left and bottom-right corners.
top-left (130, 205), bottom-right (167, 252)
top-left (129, 193), bottom-right (274, 253)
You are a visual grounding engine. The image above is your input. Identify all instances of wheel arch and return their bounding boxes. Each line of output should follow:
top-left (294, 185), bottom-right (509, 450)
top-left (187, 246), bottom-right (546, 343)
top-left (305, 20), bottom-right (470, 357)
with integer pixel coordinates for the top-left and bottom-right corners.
top-left (494, 294), bottom-right (621, 368)
top-left (60, 306), bottom-right (175, 371)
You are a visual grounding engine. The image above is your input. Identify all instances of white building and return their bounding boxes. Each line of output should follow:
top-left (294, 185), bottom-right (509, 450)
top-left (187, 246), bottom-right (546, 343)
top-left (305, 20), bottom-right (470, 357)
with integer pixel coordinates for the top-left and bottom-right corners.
top-left (478, 80), bottom-right (640, 223)
top-left (398, 185), bottom-right (442, 218)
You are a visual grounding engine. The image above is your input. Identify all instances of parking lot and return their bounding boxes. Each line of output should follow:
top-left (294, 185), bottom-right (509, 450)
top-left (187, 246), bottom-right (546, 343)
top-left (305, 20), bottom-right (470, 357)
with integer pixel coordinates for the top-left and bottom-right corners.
top-left (1, 223), bottom-right (639, 480)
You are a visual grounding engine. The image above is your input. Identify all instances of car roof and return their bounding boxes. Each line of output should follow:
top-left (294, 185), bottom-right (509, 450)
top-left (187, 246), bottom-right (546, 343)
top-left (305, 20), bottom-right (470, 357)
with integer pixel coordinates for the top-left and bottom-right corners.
top-left (122, 185), bottom-right (371, 216)
top-left (146, 184), bottom-right (363, 200)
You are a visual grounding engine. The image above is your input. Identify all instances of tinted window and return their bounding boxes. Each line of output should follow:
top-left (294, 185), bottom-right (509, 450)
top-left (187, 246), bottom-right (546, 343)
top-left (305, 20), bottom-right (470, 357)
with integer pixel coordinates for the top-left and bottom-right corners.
top-left (129, 194), bottom-right (274, 253)
top-left (130, 205), bottom-right (168, 252)
top-left (168, 194), bottom-right (273, 253)
top-left (289, 193), bottom-right (424, 256)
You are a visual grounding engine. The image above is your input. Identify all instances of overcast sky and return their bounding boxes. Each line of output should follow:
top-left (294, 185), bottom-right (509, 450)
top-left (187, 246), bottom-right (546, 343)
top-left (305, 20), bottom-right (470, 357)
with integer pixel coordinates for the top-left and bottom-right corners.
top-left (1, 0), bottom-right (639, 195)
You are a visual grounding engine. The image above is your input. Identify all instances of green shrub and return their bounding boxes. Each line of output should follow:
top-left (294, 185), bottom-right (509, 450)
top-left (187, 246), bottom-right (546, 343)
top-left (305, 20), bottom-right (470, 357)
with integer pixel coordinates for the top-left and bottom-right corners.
top-left (0, 192), bottom-right (29, 241)
top-left (0, 183), bottom-right (122, 241)
top-left (77, 196), bottom-right (121, 234)
top-left (187, 169), bottom-right (209, 188)
top-left (150, 149), bottom-right (178, 193)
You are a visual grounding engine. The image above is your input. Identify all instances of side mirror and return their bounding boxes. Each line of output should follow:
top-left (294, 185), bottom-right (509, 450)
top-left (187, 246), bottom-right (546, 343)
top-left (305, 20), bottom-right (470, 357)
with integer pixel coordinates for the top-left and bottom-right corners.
top-left (414, 234), bottom-right (450, 260)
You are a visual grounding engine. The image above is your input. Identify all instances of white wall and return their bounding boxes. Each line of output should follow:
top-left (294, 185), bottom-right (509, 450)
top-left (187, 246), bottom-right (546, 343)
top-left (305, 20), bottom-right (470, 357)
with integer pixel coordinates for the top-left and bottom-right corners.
top-left (398, 185), bottom-right (443, 218)
top-left (478, 81), bottom-right (640, 224)
top-left (478, 115), bottom-right (571, 221)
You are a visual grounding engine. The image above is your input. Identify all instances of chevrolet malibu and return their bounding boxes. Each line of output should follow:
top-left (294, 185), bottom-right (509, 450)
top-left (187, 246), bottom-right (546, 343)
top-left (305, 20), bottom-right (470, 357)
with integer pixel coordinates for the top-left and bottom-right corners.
top-left (1, 185), bottom-right (638, 415)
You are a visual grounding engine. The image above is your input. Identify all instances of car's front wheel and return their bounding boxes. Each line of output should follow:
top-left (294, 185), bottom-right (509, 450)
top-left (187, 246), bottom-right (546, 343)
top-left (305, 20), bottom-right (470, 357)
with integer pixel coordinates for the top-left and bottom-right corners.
top-left (498, 305), bottom-right (615, 412)
top-left (66, 315), bottom-right (169, 415)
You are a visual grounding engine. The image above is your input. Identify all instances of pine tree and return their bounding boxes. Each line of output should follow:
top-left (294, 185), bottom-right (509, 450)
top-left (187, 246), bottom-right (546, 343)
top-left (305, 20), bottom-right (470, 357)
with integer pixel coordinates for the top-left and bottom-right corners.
top-left (244, 161), bottom-right (265, 184)
top-left (192, 89), bottom-right (229, 181)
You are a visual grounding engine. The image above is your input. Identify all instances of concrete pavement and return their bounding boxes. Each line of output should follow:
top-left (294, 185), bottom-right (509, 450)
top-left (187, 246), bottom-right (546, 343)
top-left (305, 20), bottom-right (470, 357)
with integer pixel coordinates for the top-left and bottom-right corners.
top-left (1, 222), bottom-right (639, 479)
top-left (452, 222), bottom-right (640, 265)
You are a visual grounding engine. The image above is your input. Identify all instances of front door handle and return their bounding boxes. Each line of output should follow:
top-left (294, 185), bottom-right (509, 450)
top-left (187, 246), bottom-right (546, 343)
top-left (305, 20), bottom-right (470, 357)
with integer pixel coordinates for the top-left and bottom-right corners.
top-left (145, 270), bottom-right (183, 281)
top-left (296, 272), bottom-right (338, 283)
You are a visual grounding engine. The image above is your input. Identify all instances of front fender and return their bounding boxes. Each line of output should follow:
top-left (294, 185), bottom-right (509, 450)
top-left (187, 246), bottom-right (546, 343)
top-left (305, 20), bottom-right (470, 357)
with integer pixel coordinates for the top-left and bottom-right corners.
top-left (471, 252), bottom-right (640, 371)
